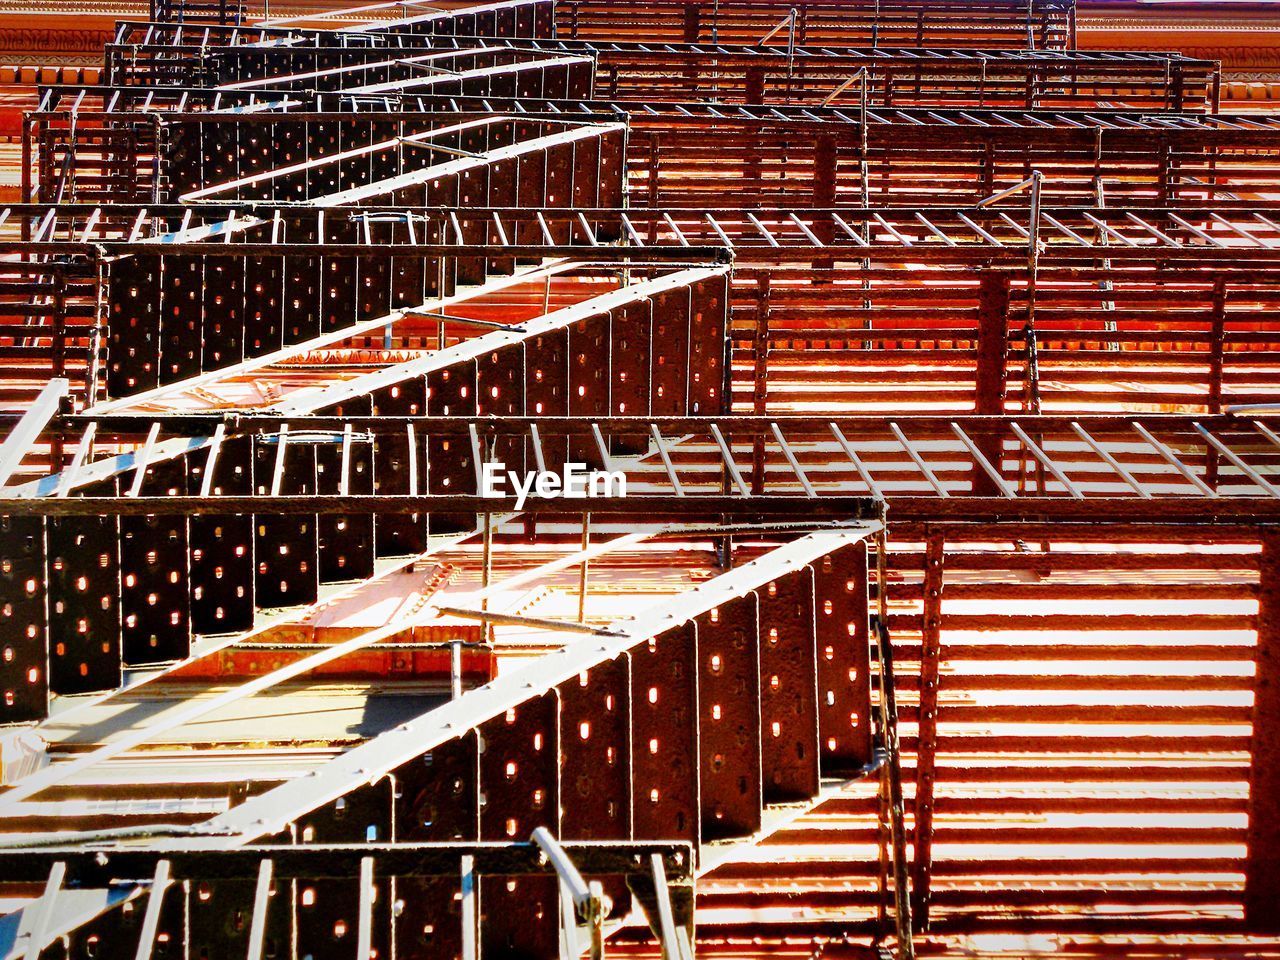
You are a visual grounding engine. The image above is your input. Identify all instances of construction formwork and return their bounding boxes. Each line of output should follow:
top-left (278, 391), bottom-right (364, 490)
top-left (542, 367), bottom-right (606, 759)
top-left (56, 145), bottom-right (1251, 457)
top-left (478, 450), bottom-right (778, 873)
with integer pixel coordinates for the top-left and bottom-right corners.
top-left (1, 2), bottom-right (1280, 959)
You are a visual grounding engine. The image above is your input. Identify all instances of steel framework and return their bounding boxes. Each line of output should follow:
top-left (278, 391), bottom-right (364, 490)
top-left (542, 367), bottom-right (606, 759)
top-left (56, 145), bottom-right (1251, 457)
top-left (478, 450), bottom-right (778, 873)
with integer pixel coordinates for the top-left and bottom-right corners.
top-left (0, 1), bottom-right (1279, 959)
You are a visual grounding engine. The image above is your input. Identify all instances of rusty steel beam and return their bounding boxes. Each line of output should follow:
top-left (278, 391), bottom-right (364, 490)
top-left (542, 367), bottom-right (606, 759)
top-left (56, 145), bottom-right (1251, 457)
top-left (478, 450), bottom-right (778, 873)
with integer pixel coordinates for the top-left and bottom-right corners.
top-left (909, 534), bottom-right (943, 933)
top-left (1246, 529), bottom-right (1280, 931)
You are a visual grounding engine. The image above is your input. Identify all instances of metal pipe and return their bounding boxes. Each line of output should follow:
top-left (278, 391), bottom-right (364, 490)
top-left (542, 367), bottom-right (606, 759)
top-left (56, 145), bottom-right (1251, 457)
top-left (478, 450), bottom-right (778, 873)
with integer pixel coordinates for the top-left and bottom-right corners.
top-left (974, 174), bottom-right (1038, 209)
top-left (0, 824), bottom-right (232, 849)
top-left (1025, 169), bottom-right (1045, 416)
top-left (450, 640), bottom-right (463, 700)
top-left (873, 529), bottom-right (915, 960)
top-left (578, 511), bottom-right (591, 623)
top-left (530, 826), bottom-right (604, 958)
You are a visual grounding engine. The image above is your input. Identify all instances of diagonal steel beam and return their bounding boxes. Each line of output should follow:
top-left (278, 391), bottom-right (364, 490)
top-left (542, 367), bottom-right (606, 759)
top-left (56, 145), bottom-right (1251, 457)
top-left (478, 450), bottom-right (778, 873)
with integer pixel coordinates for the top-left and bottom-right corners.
top-left (0, 379), bottom-right (68, 488)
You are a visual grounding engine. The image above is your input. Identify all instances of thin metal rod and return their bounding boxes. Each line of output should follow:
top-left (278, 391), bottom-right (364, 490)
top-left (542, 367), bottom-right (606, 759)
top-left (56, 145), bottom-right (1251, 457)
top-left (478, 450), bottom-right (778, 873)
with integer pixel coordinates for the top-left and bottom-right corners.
top-left (651, 425), bottom-right (686, 497)
top-left (55, 423), bottom-right (97, 498)
top-left (1009, 422), bottom-right (1082, 498)
top-left (651, 853), bottom-right (681, 960)
top-left (433, 605), bottom-right (624, 637)
top-left (461, 855), bottom-right (477, 960)
top-left (889, 422), bottom-right (950, 497)
top-left (23, 861), bottom-right (67, 960)
top-left (830, 423), bottom-right (885, 499)
top-left (1254, 419), bottom-right (1280, 454)
top-left (950, 423), bottom-right (1015, 498)
top-left (269, 424), bottom-right (289, 498)
top-left (771, 422), bottom-right (817, 497)
top-left (1132, 422), bottom-right (1218, 497)
top-left (0, 378), bottom-right (66, 488)
top-left (975, 175), bottom-right (1038, 208)
top-left (356, 857), bottom-right (374, 960)
top-left (823, 68), bottom-right (867, 108)
top-left (1070, 422), bottom-right (1151, 498)
top-left (757, 9), bottom-right (793, 45)
top-left (450, 640), bottom-right (463, 700)
top-left (873, 534), bottom-right (914, 960)
top-left (531, 826), bottom-right (592, 905)
top-left (1193, 422), bottom-right (1280, 498)
top-left (245, 859), bottom-right (273, 960)
top-left (339, 423), bottom-right (353, 498)
top-left (578, 512), bottom-right (591, 623)
top-left (132, 860), bottom-right (171, 960)
top-left (126, 423), bottom-right (161, 498)
top-left (198, 423), bottom-right (226, 498)
top-left (710, 423), bottom-right (750, 496)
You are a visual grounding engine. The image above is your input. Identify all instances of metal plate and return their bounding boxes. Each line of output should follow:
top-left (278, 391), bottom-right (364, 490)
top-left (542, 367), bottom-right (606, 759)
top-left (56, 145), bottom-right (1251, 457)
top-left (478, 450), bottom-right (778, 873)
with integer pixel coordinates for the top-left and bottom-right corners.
top-left (758, 564), bottom-right (820, 802)
top-left (696, 592), bottom-right (763, 841)
top-left (629, 623), bottom-right (700, 847)
top-left (120, 458), bottom-right (191, 665)
top-left (46, 515), bottom-right (122, 695)
top-left (0, 516), bottom-right (48, 723)
top-left (396, 731), bottom-right (481, 843)
top-left (107, 255), bottom-right (161, 397)
top-left (560, 657), bottom-right (632, 840)
top-left (189, 436), bottom-right (256, 636)
top-left (253, 437), bottom-right (319, 609)
top-left (159, 255), bottom-right (203, 385)
top-left (813, 540), bottom-right (874, 772)
top-left (372, 379), bottom-right (428, 558)
top-left (478, 692), bottom-right (559, 960)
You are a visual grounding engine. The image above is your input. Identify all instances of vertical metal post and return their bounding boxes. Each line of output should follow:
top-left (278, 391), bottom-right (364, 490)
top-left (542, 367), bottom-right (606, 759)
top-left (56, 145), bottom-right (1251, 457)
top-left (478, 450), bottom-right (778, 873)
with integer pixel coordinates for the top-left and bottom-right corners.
top-left (356, 857), bottom-right (374, 960)
top-left (558, 881), bottom-right (580, 959)
top-left (650, 853), bottom-right (683, 960)
top-left (586, 881), bottom-right (604, 960)
top-left (786, 7), bottom-right (798, 102)
top-left (1208, 278), bottom-right (1227, 415)
top-left (975, 273), bottom-right (1011, 417)
top-left (1025, 170), bottom-right (1044, 417)
top-left (911, 536), bottom-right (944, 932)
top-left (482, 511), bottom-right (494, 643)
top-left (873, 530), bottom-right (914, 960)
top-left (860, 71), bottom-right (873, 348)
top-left (1094, 176), bottom-right (1117, 351)
top-left (246, 859), bottom-right (274, 960)
top-left (751, 277), bottom-right (770, 490)
top-left (450, 640), bottom-right (463, 700)
top-left (460, 855), bottom-right (478, 960)
top-left (1246, 530), bottom-right (1280, 930)
top-left (578, 512), bottom-right (590, 623)
top-left (973, 273), bottom-right (1011, 496)
top-left (21, 112), bottom-right (31, 213)
top-left (51, 265), bottom-right (66, 380)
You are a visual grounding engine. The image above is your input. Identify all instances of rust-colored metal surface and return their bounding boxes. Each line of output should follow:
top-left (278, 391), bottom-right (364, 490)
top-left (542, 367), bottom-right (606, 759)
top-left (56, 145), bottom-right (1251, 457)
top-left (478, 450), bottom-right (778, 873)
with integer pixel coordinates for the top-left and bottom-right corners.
top-left (0, 1), bottom-right (1279, 958)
